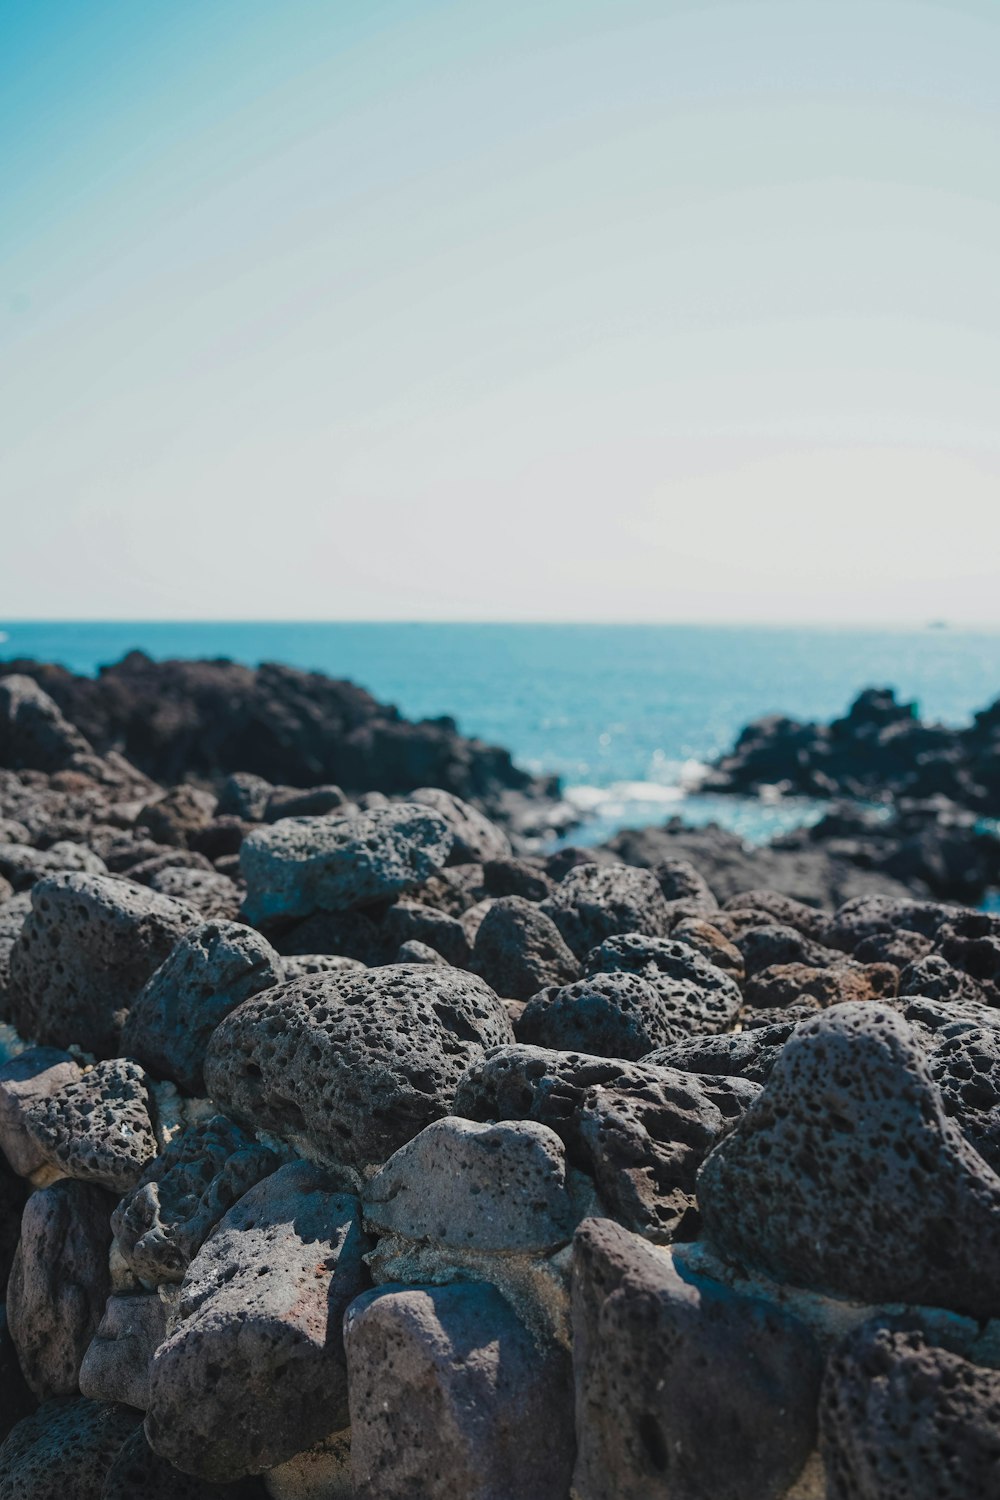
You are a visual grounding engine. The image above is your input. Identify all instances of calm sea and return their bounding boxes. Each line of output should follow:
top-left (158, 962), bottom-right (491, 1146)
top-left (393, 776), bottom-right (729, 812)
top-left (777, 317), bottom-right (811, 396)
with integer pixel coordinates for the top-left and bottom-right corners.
top-left (3, 622), bottom-right (999, 846)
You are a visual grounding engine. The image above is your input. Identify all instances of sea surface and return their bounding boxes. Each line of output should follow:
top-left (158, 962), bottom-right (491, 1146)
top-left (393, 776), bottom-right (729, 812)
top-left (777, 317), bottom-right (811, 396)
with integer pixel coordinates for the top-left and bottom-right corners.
top-left (3, 622), bottom-right (1000, 847)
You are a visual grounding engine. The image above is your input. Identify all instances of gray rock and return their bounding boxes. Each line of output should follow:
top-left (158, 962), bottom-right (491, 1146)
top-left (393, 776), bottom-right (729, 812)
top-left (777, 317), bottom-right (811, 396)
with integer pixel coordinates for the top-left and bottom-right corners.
top-left (381, 900), bottom-right (470, 967)
top-left (455, 1045), bottom-right (759, 1242)
top-left (585, 933), bottom-right (742, 1035)
top-left (928, 1025), bottom-right (1000, 1174)
top-left (205, 965), bottom-right (513, 1173)
top-left (0, 1306), bottom-right (33, 1439)
top-left (541, 864), bottom-right (670, 959)
top-left (112, 1114), bottom-right (290, 1286)
top-left (519, 972), bottom-right (693, 1060)
top-left (146, 1162), bottom-right (370, 1481)
top-left (21, 1057), bottom-right (158, 1193)
top-left (7, 1179), bottom-right (113, 1397)
top-left (217, 772), bottom-right (273, 822)
top-left (571, 1217), bottom-right (822, 1500)
top-left (734, 923), bottom-right (840, 976)
top-left (78, 1292), bottom-right (166, 1409)
top-left (363, 1116), bottom-right (577, 1253)
top-left (409, 788), bottom-right (512, 863)
top-left (482, 857), bottom-right (552, 902)
top-left (137, 785), bottom-right (217, 848)
top-left (345, 1282), bottom-right (575, 1500)
top-left (899, 954), bottom-right (990, 1005)
top-left (104, 1428), bottom-right (266, 1498)
top-left (669, 917), bottom-right (745, 979)
top-left (263, 1430), bottom-right (352, 1499)
top-left (0, 1046), bottom-right (82, 1178)
top-left (645, 1022), bottom-right (798, 1087)
top-left (698, 1002), bottom-right (1000, 1316)
top-left (394, 939), bottom-right (447, 965)
top-left (470, 896), bottom-right (580, 1001)
top-left (0, 891), bottom-right (31, 1020)
top-left (823, 894), bottom-right (956, 953)
top-left (277, 953), bottom-right (365, 980)
top-left (8, 873), bottom-right (198, 1057)
top-left (0, 675), bottom-right (93, 774)
top-left (0, 1398), bottom-right (141, 1500)
top-left (147, 866), bottom-right (242, 922)
top-left (652, 857), bottom-right (718, 920)
top-left (122, 921), bottom-right (282, 1095)
top-left (265, 785), bottom-right (348, 822)
top-left (0, 842), bottom-right (107, 892)
top-left (820, 1318), bottom-right (1000, 1500)
top-left (239, 805), bottom-right (454, 924)
top-left (723, 887), bottom-right (828, 939)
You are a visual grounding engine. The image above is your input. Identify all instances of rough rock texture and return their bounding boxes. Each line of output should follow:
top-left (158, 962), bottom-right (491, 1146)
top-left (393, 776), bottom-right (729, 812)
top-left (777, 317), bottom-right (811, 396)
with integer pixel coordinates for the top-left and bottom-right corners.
top-left (205, 965), bottom-right (513, 1173)
top-left (723, 888), bottom-right (828, 939)
top-left (122, 921), bottom-right (282, 1094)
top-left (927, 1025), bottom-right (1000, 1174)
top-left (572, 1218), bottom-right (823, 1500)
top-left (0, 1307), bottom-right (33, 1439)
top-left (670, 917), bottom-right (745, 979)
top-left (0, 1045), bottom-right (82, 1178)
top-left (103, 1428), bottom-right (267, 1499)
top-left (0, 675), bottom-right (94, 775)
top-left (21, 1056), bottom-right (158, 1193)
top-left (646, 1021), bottom-right (798, 1087)
top-left (7, 1179), bottom-right (114, 1398)
top-left (363, 1116), bottom-right (577, 1253)
top-left (0, 890), bottom-right (31, 1019)
top-left (112, 1115), bottom-right (290, 1286)
top-left (239, 805), bottom-right (454, 924)
top-left (698, 1003), bottom-right (1000, 1316)
top-left (822, 894), bottom-right (955, 953)
top-left (541, 864), bottom-right (669, 960)
top-left (519, 972), bottom-right (697, 1060)
top-left (820, 1319), bottom-right (1000, 1500)
top-left (381, 900), bottom-right (470, 967)
top-left (345, 1282), bottom-right (575, 1500)
top-left (482, 857), bottom-right (552, 902)
top-left (0, 1398), bottom-right (141, 1500)
top-left (8, 873), bottom-right (198, 1056)
top-left (77, 1292), bottom-right (167, 1409)
top-left (742, 960), bottom-right (898, 1012)
top-left (585, 933), bottom-right (742, 1034)
top-left (147, 865), bottom-right (243, 922)
top-left (146, 1162), bottom-right (370, 1481)
top-left (469, 895), bottom-right (580, 1000)
top-left (456, 1045), bottom-right (758, 1242)
top-left (409, 787), bottom-right (513, 863)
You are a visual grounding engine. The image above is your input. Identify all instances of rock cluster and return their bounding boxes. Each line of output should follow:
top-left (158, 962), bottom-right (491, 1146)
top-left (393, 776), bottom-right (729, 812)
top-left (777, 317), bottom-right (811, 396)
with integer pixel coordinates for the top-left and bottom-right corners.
top-left (2, 666), bottom-right (1000, 1495)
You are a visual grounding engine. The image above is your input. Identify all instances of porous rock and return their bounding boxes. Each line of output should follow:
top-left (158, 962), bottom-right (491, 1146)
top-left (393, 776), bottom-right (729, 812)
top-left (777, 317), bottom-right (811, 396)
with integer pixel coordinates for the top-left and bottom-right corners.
top-left (669, 917), bottom-right (745, 979)
top-left (381, 900), bottom-right (470, 967)
top-left (21, 1056), bottom-right (158, 1193)
top-left (204, 965), bottom-right (513, 1173)
top-left (77, 1292), bottom-right (167, 1409)
top-left (239, 804), bottom-right (453, 925)
top-left (518, 972), bottom-right (694, 1060)
top-left (585, 933), bottom-right (742, 1034)
top-left (122, 921), bottom-right (281, 1095)
top-left (646, 1021), bottom-right (798, 1087)
top-left (822, 894), bottom-right (956, 953)
top-left (742, 961), bottom-right (898, 1012)
top-left (470, 895), bottom-right (580, 1001)
top-left (0, 1397), bottom-right (141, 1500)
top-left (928, 1024), bottom-right (1000, 1174)
top-left (345, 1282), bottom-right (575, 1500)
top-left (409, 787), bottom-right (512, 863)
top-left (899, 954), bottom-right (990, 1005)
top-left (147, 865), bottom-right (243, 922)
top-left (0, 1046), bottom-right (82, 1178)
top-left (698, 1002), bottom-right (1000, 1316)
top-left (8, 873), bottom-right (198, 1057)
top-left (0, 891), bottom-right (31, 1020)
top-left (734, 923), bottom-right (839, 976)
top-left (723, 887), bottom-right (828, 939)
top-left (145, 1162), bottom-right (370, 1481)
top-left (540, 863), bottom-right (669, 960)
top-left (104, 1427), bottom-right (266, 1499)
top-left (572, 1217), bottom-right (822, 1500)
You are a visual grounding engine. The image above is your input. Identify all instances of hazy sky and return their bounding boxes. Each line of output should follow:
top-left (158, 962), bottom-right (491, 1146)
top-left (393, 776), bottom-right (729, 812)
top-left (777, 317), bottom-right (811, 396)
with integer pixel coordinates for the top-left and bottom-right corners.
top-left (2, 0), bottom-right (998, 622)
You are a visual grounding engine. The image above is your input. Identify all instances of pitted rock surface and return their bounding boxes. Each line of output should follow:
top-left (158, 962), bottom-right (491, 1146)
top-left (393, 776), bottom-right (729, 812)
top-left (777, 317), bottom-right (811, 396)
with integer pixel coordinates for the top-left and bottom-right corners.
top-left (239, 804), bottom-right (454, 924)
top-left (103, 1428), bottom-right (266, 1499)
top-left (470, 895), bottom-right (580, 1001)
top-left (651, 857), bottom-right (718, 918)
top-left (540, 864), bottom-right (670, 960)
top-left (205, 965), bottom-right (513, 1172)
top-left (0, 890), bottom-right (31, 1019)
top-left (145, 1162), bottom-right (370, 1481)
top-left (928, 1025), bottom-right (1000, 1174)
top-left (455, 1044), bottom-right (759, 1241)
top-left (584, 934), bottom-right (742, 1035)
top-left (122, 921), bottom-right (281, 1094)
top-left (381, 900), bottom-right (470, 967)
top-left (519, 971), bottom-right (695, 1060)
top-left (7, 1179), bottom-right (113, 1397)
top-left (409, 787), bottom-right (513, 863)
top-left (853, 928), bottom-right (934, 967)
top-left (0, 1398), bottom-right (141, 1500)
top-left (78, 1291), bottom-right (166, 1409)
top-left (22, 1056), bottom-right (158, 1193)
top-left (819, 1319), bottom-right (1000, 1500)
top-left (669, 917), bottom-right (745, 979)
top-left (823, 895), bottom-right (956, 953)
top-left (345, 1282), bottom-right (575, 1500)
top-left (734, 922), bottom-right (840, 975)
top-left (147, 865), bottom-right (242, 922)
top-left (363, 1116), bottom-right (577, 1253)
top-left (572, 1218), bottom-right (822, 1500)
top-left (8, 873), bottom-right (199, 1056)
top-left (899, 953), bottom-right (990, 1005)
top-left (112, 1114), bottom-right (290, 1285)
top-left (277, 952), bottom-right (365, 980)
top-left (723, 887), bottom-right (829, 938)
top-left (743, 960), bottom-right (898, 1011)
top-left (698, 1002), bottom-right (1000, 1316)
top-left (0, 841), bottom-right (107, 892)
top-left (646, 1021), bottom-right (798, 1086)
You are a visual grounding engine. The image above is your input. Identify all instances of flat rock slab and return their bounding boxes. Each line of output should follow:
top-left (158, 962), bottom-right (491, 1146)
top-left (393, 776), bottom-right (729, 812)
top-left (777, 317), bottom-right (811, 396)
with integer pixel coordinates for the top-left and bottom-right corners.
top-left (572, 1218), bottom-right (822, 1500)
top-left (239, 804), bottom-right (454, 924)
top-left (698, 1002), bottom-right (1000, 1317)
top-left (346, 1282), bottom-right (575, 1500)
top-left (205, 965), bottom-right (513, 1172)
top-left (363, 1116), bottom-right (577, 1253)
top-left (820, 1318), bottom-right (1000, 1500)
top-left (146, 1161), bottom-right (370, 1481)
top-left (0, 1398), bottom-right (141, 1500)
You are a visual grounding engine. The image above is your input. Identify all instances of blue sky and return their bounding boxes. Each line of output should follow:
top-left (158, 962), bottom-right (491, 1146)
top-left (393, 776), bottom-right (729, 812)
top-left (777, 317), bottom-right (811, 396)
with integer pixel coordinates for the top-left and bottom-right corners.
top-left (2, 1), bottom-right (998, 621)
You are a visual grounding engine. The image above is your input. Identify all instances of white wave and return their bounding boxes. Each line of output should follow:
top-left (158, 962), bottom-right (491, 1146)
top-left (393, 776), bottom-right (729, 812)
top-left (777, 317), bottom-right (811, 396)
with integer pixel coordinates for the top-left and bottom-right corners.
top-left (564, 778), bottom-right (690, 813)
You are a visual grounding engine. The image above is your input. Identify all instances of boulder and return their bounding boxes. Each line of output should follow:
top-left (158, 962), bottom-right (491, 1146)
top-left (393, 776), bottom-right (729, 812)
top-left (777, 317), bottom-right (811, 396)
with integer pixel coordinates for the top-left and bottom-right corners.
top-left (540, 864), bottom-right (669, 960)
top-left (0, 1046), bottom-right (82, 1179)
top-left (669, 917), bottom-right (745, 979)
top-left (470, 896), bottom-right (580, 1000)
top-left (78, 1292), bottom-right (166, 1409)
top-left (742, 961), bottom-right (898, 1012)
top-left (409, 788), bottom-right (512, 863)
top-left (585, 934), bottom-right (742, 1034)
top-left (482, 857), bottom-right (552, 902)
top-left (146, 866), bottom-right (243, 922)
top-left (381, 901), bottom-right (470, 967)
top-left (0, 891), bottom-right (31, 1019)
top-left (927, 1025), bottom-right (1000, 1174)
top-left (518, 972), bottom-right (695, 1060)
top-left (0, 1398), bottom-right (141, 1500)
top-left (645, 1021), bottom-right (798, 1087)
top-left (0, 675), bottom-right (93, 774)
top-left (18, 1057), bottom-right (158, 1193)
top-left (0, 1307), bottom-right (33, 1439)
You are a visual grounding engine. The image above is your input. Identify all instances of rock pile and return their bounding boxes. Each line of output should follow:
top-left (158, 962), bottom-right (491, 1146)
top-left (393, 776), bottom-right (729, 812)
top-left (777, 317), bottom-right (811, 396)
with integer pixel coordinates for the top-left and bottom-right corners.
top-left (2, 668), bottom-right (1000, 1495)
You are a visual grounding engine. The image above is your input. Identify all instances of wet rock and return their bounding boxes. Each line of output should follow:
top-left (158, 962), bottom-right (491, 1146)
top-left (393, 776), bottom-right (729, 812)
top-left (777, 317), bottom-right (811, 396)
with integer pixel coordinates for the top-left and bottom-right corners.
top-left (455, 1045), bottom-right (759, 1242)
top-left (482, 857), bottom-right (552, 902)
top-left (239, 805), bottom-right (453, 925)
top-left (21, 1057), bottom-right (158, 1193)
top-left (381, 900), bottom-right (470, 967)
top-left (8, 873), bottom-right (198, 1057)
top-left (409, 788), bottom-right (512, 863)
top-left (146, 1162), bottom-right (370, 1481)
top-left (698, 1002), bottom-right (1000, 1316)
top-left (363, 1116), bottom-right (577, 1253)
top-left (0, 1046), bottom-right (82, 1178)
top-left (122, 921), bottom-right (281, 1095)
top-left (7, 1179), bottom-right (113, 1397)
top-left (819, 1319), bottom-right (1000, 1500)
top-left (205, 965), bottom-right (513, 1173)
top-left (742, 961), bottom-right (898, 1011)
top-left (584, 933), bottom-right (742, 1035)
top-left (541, 864), bottom-right (669, 960)
top-left (470, 896), bottom-right (580, 1001)
top-left (519, 972), bottom-right (696, 1060)
top-left (669, 917), bottom-right (745, 979)
top-left (345, 1282), bottom-right (575, 1500)
top-left (572, 1218), bottom-right (822, 1500)
top-left (0, 1397), bottom-right (141, 1500)
top-left (112, 1115), bottom-right (290, 1286)
top-left (77, 1292), bottom-right (166, 1409)
top-left (147, 866), bottom-right (243, 922)
top-left (104, 1428), bottom-right (267, 1499)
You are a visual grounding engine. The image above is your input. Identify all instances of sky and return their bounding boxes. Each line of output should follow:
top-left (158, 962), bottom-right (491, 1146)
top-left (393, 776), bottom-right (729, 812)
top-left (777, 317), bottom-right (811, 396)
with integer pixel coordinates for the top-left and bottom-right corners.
top-left (2, 0), bottom-right (998, 623)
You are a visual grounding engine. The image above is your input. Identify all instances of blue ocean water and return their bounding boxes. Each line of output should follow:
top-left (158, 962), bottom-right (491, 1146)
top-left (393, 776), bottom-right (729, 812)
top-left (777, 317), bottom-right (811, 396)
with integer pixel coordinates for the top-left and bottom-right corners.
top-left (3, 622), bottom-right (1000, 846)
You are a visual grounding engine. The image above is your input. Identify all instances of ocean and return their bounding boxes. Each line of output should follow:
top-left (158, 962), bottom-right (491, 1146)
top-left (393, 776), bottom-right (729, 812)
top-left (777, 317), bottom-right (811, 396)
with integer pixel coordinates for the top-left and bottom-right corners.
top-left (3, 622), bottom-right (1000, 847)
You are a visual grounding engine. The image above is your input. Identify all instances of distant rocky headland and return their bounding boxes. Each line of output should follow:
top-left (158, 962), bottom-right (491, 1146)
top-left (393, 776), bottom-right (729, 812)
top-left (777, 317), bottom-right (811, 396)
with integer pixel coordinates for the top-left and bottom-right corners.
top-left (2, 655), bottom-right (1000, 1497)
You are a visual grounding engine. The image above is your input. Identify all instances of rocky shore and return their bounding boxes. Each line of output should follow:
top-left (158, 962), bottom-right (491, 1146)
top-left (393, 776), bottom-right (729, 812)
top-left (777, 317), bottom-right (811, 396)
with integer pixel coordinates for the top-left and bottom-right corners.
top-left (2, 663), bottom-right (1000, 1496)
